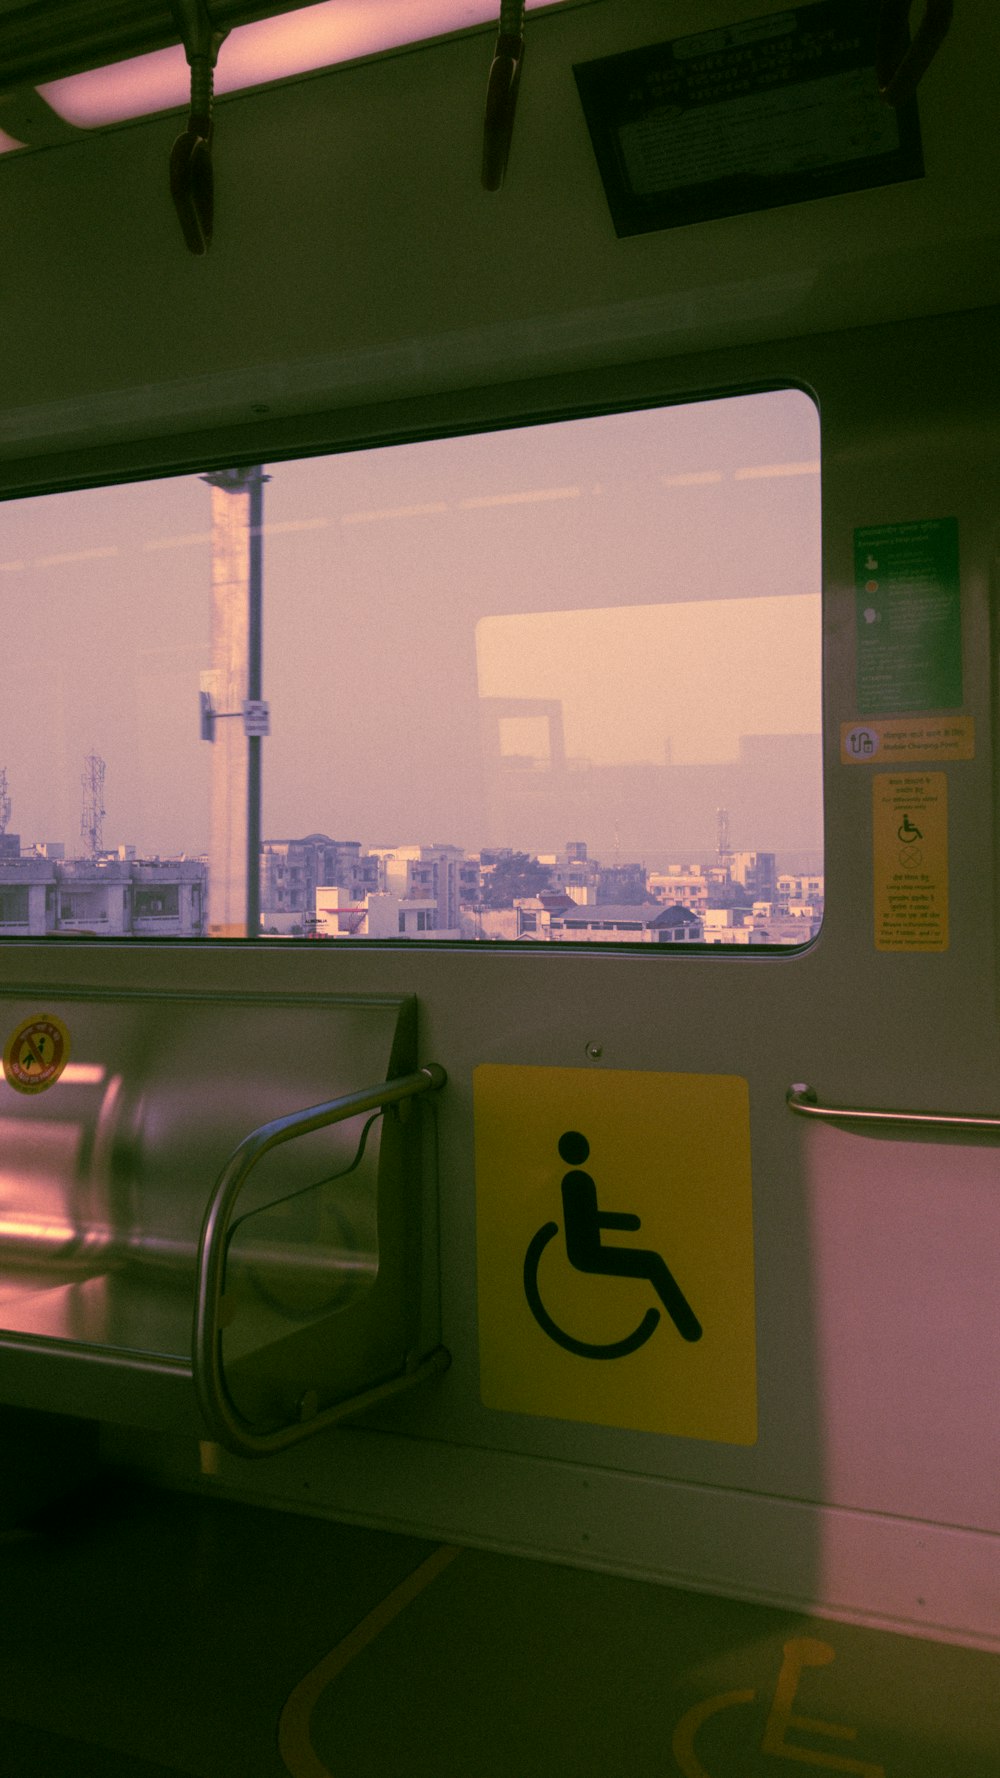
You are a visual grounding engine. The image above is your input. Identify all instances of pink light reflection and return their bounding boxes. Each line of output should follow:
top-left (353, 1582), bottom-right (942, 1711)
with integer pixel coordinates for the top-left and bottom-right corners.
top-left (38, 1), bottom-right (553, 130)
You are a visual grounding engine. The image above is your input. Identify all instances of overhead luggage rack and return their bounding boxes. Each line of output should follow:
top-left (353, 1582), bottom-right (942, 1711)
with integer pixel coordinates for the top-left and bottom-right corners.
top-left (0, 988), bottom-right (447, 1455)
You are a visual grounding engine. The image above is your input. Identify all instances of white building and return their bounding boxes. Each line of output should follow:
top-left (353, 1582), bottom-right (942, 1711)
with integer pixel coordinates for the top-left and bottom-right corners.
top-left (0, 857), bottom-right (56, 935)
top-left (0, 856), bottom-right (206, 937)
top-left (314, 885), bottom-right (368, 937)
top-left (547, 902), bottom-right (704, 944)
top-left (373, 845), bottom-right (479, 932)
top-left (648, 866), bottom-right (709, 913)
top-left (314, 887), bottom-right (458, 940)
top-left (728, 851), bottom-right (778, 898)
top-left (702, 909), bottom-right (755, 945)
top-left (777, 872), bottom-right (825, 907)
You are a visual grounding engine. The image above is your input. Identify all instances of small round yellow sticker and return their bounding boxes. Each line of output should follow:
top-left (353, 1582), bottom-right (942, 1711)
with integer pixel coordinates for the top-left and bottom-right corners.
top-left (2, 1014), bottom-right (71, 1095)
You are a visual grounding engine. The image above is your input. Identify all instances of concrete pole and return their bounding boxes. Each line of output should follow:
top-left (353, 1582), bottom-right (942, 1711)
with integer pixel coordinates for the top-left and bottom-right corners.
top-left (202, 466), bottom-right (267, 937)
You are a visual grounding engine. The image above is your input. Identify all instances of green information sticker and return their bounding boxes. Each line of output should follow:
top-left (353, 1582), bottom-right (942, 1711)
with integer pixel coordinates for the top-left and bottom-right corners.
top-left (855, 518), bottom-right (961, 715)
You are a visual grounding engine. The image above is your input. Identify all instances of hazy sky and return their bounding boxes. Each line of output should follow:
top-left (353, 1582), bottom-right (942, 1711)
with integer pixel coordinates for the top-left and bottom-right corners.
top-left (0, 388), bottom-right (821, 859)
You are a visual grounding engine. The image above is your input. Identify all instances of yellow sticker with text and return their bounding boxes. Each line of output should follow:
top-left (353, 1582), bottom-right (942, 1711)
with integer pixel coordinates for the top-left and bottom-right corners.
top-left (475, 1065), bottom-right (756, 1444)
top-left (873, 772), bottom-right (948, 951)
top-left (3, 1014), bottom-right (71, 1094)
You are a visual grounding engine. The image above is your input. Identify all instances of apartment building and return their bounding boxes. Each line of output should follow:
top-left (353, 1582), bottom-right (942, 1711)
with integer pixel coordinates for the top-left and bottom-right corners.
top-left (647, 866), bottom-right (710, 913)
top-left (260, 835), bottom-right (379, 932)
top-left (375, 845), bottom-right (480, 932)
top-left (0, 855), bottom-right (206, 937)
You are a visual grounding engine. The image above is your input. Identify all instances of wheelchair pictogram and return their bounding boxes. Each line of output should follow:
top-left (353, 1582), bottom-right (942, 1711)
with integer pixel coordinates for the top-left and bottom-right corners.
top-left (523, 1130), bottom-right (703, 1359)
top-left (672, 1636), bottom-right (885, 1778)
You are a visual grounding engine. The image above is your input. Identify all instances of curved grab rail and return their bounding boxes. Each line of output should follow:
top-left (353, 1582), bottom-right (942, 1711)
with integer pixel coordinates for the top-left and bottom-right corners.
top-left (786, 1082), bottom-right (1000, 1134)
top-left (194, 1064), bottom-right (447, 1455)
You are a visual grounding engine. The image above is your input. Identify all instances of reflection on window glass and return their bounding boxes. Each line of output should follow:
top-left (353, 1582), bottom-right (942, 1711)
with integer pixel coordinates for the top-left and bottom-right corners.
top-left (0, 389), bottom-right (821, 945)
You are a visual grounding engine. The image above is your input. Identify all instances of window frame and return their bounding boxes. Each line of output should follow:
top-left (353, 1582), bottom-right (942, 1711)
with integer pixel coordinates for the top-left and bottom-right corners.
top-left (0, 369), bottom-right (823, 960)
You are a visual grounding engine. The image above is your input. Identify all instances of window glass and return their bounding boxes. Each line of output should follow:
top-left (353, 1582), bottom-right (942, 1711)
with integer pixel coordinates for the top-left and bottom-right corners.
top-left (0, 388), bottom-right (821, 945)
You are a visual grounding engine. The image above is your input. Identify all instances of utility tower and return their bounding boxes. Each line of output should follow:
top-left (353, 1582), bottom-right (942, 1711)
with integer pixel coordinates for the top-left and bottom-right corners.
top-left (81, 753), bottom-right (106, 857)
top-left (0, 768), bottom-right (10, 836)
top-left (716, 806), bottom-right (731, 862)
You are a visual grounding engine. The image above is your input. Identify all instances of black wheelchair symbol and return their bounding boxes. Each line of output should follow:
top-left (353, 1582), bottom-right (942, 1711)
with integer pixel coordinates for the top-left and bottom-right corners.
top-left (523, 1131), bottom-right (702, 1359)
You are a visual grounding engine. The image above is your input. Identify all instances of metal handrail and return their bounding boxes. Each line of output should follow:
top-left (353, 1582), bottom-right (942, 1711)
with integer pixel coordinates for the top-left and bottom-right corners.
top-left (786, 1082), bottom-right (1000, 1134)
top-left (193, 1063), bottom-right (447, 1456)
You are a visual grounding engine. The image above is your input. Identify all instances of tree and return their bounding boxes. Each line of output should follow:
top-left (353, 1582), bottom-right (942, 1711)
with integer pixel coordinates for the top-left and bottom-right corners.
top-left (480, 852), bottom-right (554, 909)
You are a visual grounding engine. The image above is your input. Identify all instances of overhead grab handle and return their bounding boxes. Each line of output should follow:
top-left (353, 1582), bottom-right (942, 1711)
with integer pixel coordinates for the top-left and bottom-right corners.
top-left (169, 0), bottom-right (229, 254)
top-left (876, 0), bottom-right (953, 106)
top-left (482, 0), bottom-right (525, 190)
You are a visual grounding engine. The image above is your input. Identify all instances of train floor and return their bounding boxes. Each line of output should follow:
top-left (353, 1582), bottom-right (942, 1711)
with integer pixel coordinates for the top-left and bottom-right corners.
top-left (0, 1474), bottom-right (995, 1778)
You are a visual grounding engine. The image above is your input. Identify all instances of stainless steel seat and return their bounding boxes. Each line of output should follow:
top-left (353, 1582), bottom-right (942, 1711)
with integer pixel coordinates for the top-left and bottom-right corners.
top-left (0, 990), bottom-right (446, 1454)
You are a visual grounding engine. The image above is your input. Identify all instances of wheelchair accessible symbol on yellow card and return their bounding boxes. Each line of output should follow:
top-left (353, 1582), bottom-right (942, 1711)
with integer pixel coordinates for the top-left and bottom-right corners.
top-left (474, 1065), bottom-right (756, 1445)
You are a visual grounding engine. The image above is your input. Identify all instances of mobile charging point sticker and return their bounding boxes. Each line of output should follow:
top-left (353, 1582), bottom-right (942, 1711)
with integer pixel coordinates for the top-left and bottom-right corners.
top-left (842, 715), bottom-right (973, 764)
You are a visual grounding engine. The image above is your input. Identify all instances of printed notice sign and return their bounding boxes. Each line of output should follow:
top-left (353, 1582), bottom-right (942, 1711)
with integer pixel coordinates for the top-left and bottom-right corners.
top-left (573, 1), bottom-right (923, 237)
top-left (856, 518), bottom-right (961, 714)
top-left (841, 715), bottom-right (974, 764)
top-left (2, 1014), bottom-right (70, 1094)
top-left (873, 773), bottom-right (948, 952)
top-left (475, 1065), bottom-right (756, 1445)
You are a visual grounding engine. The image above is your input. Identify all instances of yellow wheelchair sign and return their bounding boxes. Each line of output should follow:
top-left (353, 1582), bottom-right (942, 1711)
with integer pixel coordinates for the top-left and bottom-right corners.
top-left (475, 1064), bottom-right (756, 1444)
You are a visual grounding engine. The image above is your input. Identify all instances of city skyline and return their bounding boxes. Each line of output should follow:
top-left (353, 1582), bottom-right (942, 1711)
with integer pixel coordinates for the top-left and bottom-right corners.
top-left (1, 829), bottom-right (824, 946)
top-left (1, 387), bottom-right (821, 861)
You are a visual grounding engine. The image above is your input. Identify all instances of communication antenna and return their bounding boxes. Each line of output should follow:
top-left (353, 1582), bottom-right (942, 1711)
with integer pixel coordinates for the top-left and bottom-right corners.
top-left (81, 752), bottom-right (106, 857)
top-left (716, 806), bottom-right (731, 860)
top-left (0, 768), bottom-right (10, 836)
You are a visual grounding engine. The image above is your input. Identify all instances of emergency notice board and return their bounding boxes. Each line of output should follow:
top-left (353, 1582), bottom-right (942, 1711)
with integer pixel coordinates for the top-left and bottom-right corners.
top-left (574, 1), bottom-right (923, 237)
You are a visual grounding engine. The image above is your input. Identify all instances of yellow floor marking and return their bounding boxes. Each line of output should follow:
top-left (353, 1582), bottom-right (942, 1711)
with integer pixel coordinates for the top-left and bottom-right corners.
top-left (673, 1638), bottom-right (885, 1778)
top-left (761, 1639), bottom-right (885, 1776)
top-left (672, 1689), bottom-right (755, 1778)
top-left (278, 1543), bottom-right (462, 1778)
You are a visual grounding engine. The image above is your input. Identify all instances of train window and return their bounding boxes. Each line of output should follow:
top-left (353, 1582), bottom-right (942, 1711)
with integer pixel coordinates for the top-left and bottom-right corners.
top-left (0, 386), bottom-right (821, 945)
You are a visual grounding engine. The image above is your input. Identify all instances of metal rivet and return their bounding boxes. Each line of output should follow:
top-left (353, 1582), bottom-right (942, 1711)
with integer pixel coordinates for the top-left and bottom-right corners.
top-left (586, 1041), bottom-right (603, 1059)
